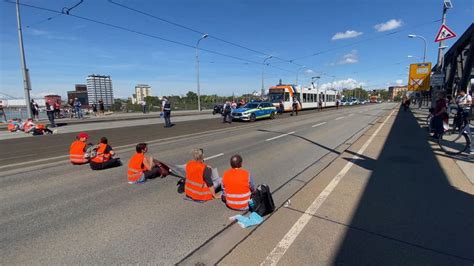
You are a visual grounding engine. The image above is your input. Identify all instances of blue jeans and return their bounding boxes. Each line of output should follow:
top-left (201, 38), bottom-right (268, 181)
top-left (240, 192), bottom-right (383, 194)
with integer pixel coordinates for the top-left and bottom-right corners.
top-left (75, 107), bottom-right (83, 118)
top-left (164, 112), bottom-right (171, 127)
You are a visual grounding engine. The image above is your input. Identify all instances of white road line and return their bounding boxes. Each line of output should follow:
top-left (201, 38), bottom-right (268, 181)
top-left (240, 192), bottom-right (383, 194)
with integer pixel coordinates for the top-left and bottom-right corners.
top-left (311, 122), bottom-right (327, 128)
top-left (261, 108), bottom-right (396, 266)
top-left (265, 131), bottom-right (296, 142)
top-left (335, 116), bottom-right (345, 120)
top-left (204, 153), bottom-right (224, 161)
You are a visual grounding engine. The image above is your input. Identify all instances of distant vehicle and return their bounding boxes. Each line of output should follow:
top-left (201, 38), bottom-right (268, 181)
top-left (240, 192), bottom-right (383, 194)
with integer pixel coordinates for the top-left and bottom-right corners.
top-left (231, 102), bottom-right (277, 121)
top-left (268, 84), bottom-right (338, 111)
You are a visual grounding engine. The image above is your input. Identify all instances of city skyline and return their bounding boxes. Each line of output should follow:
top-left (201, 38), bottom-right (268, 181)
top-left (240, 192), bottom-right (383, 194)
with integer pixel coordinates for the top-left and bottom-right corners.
top-left (1, 0), bottom-right (472, 99)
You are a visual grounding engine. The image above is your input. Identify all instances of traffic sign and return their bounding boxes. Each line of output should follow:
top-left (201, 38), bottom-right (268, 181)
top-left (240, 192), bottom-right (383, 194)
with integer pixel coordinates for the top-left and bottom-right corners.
top-left (408, 63), bottom-right (432, 91)
top-left (435, 24), bottom-right (456, 42)
top-left (430, 73), bottom-right (445, 86)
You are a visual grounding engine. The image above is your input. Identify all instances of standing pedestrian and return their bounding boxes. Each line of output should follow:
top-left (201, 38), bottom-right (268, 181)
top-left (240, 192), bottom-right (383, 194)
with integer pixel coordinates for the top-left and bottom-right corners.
top-left (222, 100), bottom-right (232, 123)
top-left (431, 92), bottom-right (448, 140)
top-left (99, 99), bottom-right (105, 115)
top-left (336, 98), bottom-right (340, 110)
top-left (92, 103), bottom-right (98, 116)
top-left (162, 97), bottom-right (172, 128)
top-left (54, 99), bottom-right (61, 118)
top-left (141, 101), bottom-right (147, 114)
top-left (279, 100), bottom-right (284, 114)
top-left (45, 100), bottom-right (56, 128)
top-left (318, 98), bottom-right (323, 111)
top-left (74, 98), bottom-right (83, 119)
top-left (291, 96), bottom-right (299, 116)
top-left (30, 99), bottom-right (39, 120)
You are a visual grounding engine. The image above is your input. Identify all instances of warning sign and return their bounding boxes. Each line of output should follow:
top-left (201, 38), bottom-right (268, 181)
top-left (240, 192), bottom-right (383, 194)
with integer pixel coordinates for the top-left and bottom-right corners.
top-left (408, 63), bottom-right (432, 91)
top-left (435, 24), bottom-right (456, 42)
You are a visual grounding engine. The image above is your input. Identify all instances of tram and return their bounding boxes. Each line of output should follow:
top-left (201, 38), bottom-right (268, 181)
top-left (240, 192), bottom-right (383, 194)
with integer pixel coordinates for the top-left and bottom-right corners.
top-left (268, 84), bottom-right (338, 111)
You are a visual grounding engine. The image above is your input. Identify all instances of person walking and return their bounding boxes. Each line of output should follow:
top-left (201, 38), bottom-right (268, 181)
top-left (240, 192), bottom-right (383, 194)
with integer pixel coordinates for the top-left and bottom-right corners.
top-left (30, 99), bottom-right (39, 121)
top-left (279, 100), bottom-right (284, 114)
top-left (162, 97), bottom-right (172, 128)
top-left (92, 103), bottom-right (98, 116)
top-left (431, 92), bottom-right (448, 140)
top-left (45, 100), bottom-right (56, 128)
top-left (336, 98), bottom-right (340, 110)
top-left (318, 98), bottom-right (323, 111)
top-left (455, 89), bottom-right (472, 128)
top-left (74, 98), bottom-right (83, 119)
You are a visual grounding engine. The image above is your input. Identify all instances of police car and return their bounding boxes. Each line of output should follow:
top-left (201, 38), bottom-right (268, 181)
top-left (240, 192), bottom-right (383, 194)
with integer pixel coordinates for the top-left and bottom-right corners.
top-left (231, 102), bottom-right (277, 121)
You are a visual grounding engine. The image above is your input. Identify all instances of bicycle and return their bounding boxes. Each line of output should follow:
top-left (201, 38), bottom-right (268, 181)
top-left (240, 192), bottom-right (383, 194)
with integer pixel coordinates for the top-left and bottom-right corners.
top-left (438, 116), bottom-right (473, 155)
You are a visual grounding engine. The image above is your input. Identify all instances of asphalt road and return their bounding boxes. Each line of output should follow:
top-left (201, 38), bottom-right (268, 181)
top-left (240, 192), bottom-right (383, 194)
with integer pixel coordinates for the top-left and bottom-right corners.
top-left (0, 103), bottom-right (396, 264)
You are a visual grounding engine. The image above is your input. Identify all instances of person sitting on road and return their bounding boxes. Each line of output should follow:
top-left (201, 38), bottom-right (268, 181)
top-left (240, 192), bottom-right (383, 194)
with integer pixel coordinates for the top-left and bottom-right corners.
top-left (221, 154), bottom-right (255, 211)
top-left (7, 118), bottom-right (22, 132)
top-left (31, 123), bottom-right (55, 135)
top-left (69, 132), bottom-right (92, 165)
top-left (22, 118), bottom-right (36, 134)
top-left (184, 148), bottom-right (220, 201)
top-left (90, 137), bottom-right (122, 170)
top-left (127, 143), bottom-right (164, 184)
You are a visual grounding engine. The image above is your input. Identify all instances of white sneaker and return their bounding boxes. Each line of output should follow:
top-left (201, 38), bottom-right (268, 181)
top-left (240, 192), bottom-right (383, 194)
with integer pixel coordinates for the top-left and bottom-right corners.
top-left (52, 129), bottom-right (58, 134)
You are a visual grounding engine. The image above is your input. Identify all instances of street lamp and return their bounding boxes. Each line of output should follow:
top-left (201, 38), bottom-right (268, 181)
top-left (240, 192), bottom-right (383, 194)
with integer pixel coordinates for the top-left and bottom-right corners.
top-left (311, 76), bottom-right (320, 90)
top-left (408, 34), bottom-right (427, 63)
top-left (196, 33), bottom-right (208, 111)
top-left (261, 55), bottom-right (272, 96)
top-left (295, 66), bottom-right (307, 85)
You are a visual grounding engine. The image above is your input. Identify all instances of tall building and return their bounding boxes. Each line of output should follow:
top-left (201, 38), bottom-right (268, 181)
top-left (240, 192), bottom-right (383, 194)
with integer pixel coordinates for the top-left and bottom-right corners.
top-left (67, 84), bottom-right (89, 107)
top-left (132, 84), bottom-right (152, 104)
top-left (86, 75), bottom-right (114, 108)
top-left (388, 85), bottom-right (408, 100)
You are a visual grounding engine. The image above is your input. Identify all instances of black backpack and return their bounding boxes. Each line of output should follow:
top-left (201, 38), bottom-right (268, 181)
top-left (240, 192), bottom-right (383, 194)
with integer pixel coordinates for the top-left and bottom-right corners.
top-left (250, 184), bottom-right (275, 216)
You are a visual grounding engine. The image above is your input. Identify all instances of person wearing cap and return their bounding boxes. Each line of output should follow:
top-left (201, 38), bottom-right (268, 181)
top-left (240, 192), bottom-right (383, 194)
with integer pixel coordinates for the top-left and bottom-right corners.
top-left (70, 132), bottom-right (91, 164)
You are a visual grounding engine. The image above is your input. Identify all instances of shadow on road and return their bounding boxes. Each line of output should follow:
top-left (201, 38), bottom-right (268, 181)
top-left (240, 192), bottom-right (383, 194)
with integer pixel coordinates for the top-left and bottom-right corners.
top-left (333, 107), bottom-right (474, 264)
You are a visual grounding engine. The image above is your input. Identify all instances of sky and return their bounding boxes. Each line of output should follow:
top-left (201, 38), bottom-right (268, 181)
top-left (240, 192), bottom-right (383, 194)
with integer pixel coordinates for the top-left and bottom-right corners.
top-left (0, 0), bottom-right (472, 99)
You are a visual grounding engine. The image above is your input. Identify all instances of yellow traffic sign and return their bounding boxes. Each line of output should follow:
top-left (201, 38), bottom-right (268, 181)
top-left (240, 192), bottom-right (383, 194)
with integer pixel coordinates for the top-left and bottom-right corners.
top-left (408, 63), bottom-right (432, 91)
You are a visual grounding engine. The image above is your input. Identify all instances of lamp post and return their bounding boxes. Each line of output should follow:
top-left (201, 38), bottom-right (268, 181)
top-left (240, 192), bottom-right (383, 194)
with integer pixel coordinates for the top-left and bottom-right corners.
top-left (408, 34), bottom-right (427, 63)
top-left (15, 0), bottom-right (32, 119)
top-left (261, 55), bottom-right (272, 96)
top-left (311, 76), bottom-right (320, 89)
top-left (295, 66), bottom-right (306, 85)
top-left (196, 33), bottom-right (208, 111)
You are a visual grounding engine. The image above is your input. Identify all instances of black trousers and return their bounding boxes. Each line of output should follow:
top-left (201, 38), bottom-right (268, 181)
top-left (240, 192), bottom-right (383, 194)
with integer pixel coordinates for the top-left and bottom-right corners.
top-left (90, 158), bottom-right (121, 170)
top-left (144, 166), bottom-right (162, 179)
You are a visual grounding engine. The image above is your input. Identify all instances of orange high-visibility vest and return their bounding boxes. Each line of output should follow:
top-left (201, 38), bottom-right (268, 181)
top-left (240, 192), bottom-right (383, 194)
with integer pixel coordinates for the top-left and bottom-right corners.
top-left (127, 153), bottom-right (145, 182)
top-left (222, 168), bottom-right (251, 210)
top-left (185, 160), bottom-right (213, 201)
top-left (69, 140), bottom-right (88, 164)
top-left (23, 122), bottom-right (33, 132)
top-left (91, 143), bottom-right (111, 163)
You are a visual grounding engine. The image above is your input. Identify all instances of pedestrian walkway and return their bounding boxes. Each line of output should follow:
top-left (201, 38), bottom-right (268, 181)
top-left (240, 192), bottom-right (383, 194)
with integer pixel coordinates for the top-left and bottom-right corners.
top-left (220, 105), bottom-right (474, 265)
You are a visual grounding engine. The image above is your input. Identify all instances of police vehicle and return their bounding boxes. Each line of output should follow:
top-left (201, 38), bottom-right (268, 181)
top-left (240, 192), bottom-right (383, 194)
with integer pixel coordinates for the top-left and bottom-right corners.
top-left (231, 102), bottom-right (277, 121)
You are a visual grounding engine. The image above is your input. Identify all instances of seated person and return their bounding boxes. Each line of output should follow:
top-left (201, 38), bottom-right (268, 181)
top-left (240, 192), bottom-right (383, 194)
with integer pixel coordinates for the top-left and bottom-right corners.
top-left (31, 124), bottom-right (55, 135)
top-left (222, 154), bottom-right (255, 211)
top-left (69, 132), bottom-right (91, 165)
top-left (7, 119), bottom-right (22, 132)
top-left (127, 143), bottom-right (164, 184)
top-left (22, 118), bottom-right (36, 133)
top-left (90, 137), bottom-right (121, 170)
top-left (184, 148), bottom-right (220, 201)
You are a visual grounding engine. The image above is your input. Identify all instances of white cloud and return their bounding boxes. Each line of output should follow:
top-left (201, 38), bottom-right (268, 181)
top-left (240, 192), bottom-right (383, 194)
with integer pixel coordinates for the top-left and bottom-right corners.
top-left (331, 30), bottom-right (363, 40)
top-left (336, 50), bottom-right (359, 65)
top-left (396, 79), bottom-right (403, 85)
top-left (304, 69), bottom-right (314, 75)
top-left (320, 78), bottom-right (365, 90)
top-left (374, 19), bottom-right (403, 32)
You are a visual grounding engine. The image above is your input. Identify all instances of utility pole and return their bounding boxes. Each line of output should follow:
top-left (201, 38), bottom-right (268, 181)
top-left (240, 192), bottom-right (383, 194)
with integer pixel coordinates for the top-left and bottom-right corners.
top-left (433, 0), bottom-right (452, 106)
top-left (16, 0), bottom-right (32, 119)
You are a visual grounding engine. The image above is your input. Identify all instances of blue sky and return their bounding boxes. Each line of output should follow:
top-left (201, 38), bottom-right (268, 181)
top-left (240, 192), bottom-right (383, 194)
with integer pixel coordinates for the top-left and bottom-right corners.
top-left (1, 0), bottom-right (472, 99)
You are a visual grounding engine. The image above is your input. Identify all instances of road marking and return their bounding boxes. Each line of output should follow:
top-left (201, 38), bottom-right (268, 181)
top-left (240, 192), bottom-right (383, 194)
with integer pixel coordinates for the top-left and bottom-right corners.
top-left (312, 122), bottom-right (326, 128)
top-left (204, 153), bottom-right (224, 160)
top-left (265, 131), bottom-right (296, 142)
top-left (261, 108), bottom-right (396, 266)
top-left (335, 116), bottom-right (345, 120)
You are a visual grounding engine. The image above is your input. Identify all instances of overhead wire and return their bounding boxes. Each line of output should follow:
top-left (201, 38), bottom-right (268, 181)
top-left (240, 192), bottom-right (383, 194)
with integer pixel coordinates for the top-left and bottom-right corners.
top-left (26, 0), bottom-right (84, 28)
top-left (6, 0), bottom-right (295, 73)
top-left (106, 0), bottom-right (304, 67)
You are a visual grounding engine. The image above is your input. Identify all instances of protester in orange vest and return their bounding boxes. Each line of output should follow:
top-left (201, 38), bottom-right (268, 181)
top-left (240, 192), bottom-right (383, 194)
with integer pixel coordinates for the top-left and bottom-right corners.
top-left (69, 132), bottom-right (90, 164)
top-left (222, 154), bottom-right (255, 210)
top-left (127, 143), bottom-right (164, 184)
top-left (184, 148), bottom-right (220, 201)
top-left (22, 118), bottom-right (35, 133)
top-left (90, 137), bottom-right (121, 170)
